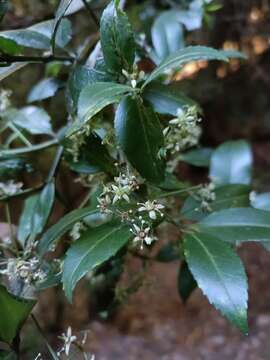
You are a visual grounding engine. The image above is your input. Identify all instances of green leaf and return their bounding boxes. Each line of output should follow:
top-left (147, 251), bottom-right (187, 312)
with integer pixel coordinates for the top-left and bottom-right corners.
top-left (177, 261), bottom-right (197, 303)
top-left (0, 19), bottom-right (72, 53)
top-left (8, 106), bottom-right (53, 136)
top-left (100, 1), bottom-right (135, 73)
top-left (142, 46), bottom-right (246, 88)
top-left (17, 194), bottom-right (39, 246)
top-left (210, 140), bottom-right (253, 185)
top-left (38, 207), bottom-right (98, 255)
top-left (180, 147), bottom-right (213, 167)
top-left (199, 207), bottom-right (270, 245)
top-left (0, 285), bottom-right (36, 345)
top-left (67, 82), bottom-right (132, 136)
top-left (52, 0), bottom-right (74, 52)
top-left (18, 182), bottom-right (55, 246)
top-left (62, 221), bottom-right (132, 301)
top-left (66, 65), bottom-right (113, 115)
top-left (181, 184), bottom-right (251, 221)
top-left (65, 132), bottom-right (116, 175)
top-left (143, 81), bottom-right (197, 116)
top-left (115, 96), bottom-right (165, 183)
top-left (28, 78), bottom-right (63, 103)
top-left (251, 192), bottom-right (270, 211)
top-left (151, 10), bottom-right (185, 62)
top-left (184, 232), bottom-right (248, 333)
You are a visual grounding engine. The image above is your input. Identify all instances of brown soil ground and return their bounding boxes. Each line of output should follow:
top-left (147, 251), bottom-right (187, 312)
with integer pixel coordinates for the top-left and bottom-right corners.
top-left (81, 244), bottom-right (270, 360)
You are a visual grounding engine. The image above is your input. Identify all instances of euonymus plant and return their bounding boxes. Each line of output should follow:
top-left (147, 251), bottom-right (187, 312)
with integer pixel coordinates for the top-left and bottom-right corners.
top-left (0, 0), bottom-right (269, 357)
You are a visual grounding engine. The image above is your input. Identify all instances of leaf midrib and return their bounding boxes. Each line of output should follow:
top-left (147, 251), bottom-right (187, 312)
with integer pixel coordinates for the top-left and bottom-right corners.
top-left (191, 234), bottom-right (243, 321)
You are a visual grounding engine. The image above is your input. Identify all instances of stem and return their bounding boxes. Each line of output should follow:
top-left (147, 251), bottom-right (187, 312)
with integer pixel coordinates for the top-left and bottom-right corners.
top-left (78, 190), bottom-right (92, 209)
top-left (8, 122), bottom-right (32, 147)
top-left (157, 185), bottom-right (201, 199)
top-left (31, 315), bottom-right (59, 360)
top-left (82, 0), bottom-right (99, 27)
top-left (0, 54), bottom-right (74, 64)
top-left (5, 203), bottom-right (19, 255)
top-left (0, 139), bottom-right (59, 157)
top-left (47, 146), bottom-right (64, 182)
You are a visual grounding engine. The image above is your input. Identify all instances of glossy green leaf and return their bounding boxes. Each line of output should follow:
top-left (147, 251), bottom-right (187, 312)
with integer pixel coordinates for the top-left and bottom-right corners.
top-left (0, 19), bottom-right (71, 53)
top-left (65, 132), bottom-right (116, 175)
top-left (0, 285), bottom-right (36, 344)
top-left (199, 207), bottom-right (270, 245)
top-left (151, 10), bottom-right (185, 62)
top-left (115, 96), bottom-right (165, 183)
top-left (62, 221), bottom-right (132, 301)
top-left (28, 78), bottom-right (63, 103)
top-left (178, 261), bottom-right (197, 303)
top-left (210, 140), bottom-right (253, 185)
top-left (31, 18), bottom-right (72, 49)
top-left (17, 194), bottom-right (39, 246)
top-left (251, 192), bottom-right (270, 211)
top-left (8, 106), bottom-right (53, 136)
top-left (100, 1), bottom-right (135, 73)
top-left (52, 0), bottom-right (74, 51)
top-left (181, 184), bottom-right (250, 221)
top-left (143, 81), bottom-right (197, 116)
top-left (184, 232), bottom-right (248, 333)
top-left (181, 147), bottom-right (213, 167)
top-left (18, 182), bottom-right (55, 246)
top-left (66, 64), bottom-right (113, 114)
top-left (68, 82), bottom-right (132, 136)
top-left (143, 46), bottom-right (246, 88)
top-left (38, 207), bottom-right (98, 255)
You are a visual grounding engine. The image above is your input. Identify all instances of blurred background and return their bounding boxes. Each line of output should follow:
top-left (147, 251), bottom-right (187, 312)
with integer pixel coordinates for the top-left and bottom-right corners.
top-left (1, 0), bottom-right (270, 359)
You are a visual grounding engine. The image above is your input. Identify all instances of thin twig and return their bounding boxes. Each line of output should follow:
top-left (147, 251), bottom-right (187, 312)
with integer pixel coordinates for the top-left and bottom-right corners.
top-left (0, 54), bottom-right (74, 64)
top-left (46, 146), bottom-right (64, 183)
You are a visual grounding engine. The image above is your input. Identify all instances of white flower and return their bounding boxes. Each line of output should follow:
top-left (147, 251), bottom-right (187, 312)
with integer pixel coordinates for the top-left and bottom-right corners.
top-left (137, 200), bottom-right (165, 220)
top-left (0, 257), bottom-right (46, 284)
top-left (58, 326), bottom-right (77, 356)
top-left (0, 180), bottom-right (23, 197)
top-left (164, 106), bottom-right (202, 153)
top-left (69, 221), bottom-right (87, 241)
top-left (195, 183), bottom-right (216, 212)
top-left (0, 88), bottom-right (12, 112)
top-left (130, 219), bottom-right (157, 249)
top-left (111, 184), bottom-right (130, 203)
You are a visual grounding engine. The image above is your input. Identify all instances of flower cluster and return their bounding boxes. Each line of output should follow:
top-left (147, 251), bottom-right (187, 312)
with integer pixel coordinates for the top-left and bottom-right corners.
top-left (164, 106), bottom-right (202, 154)
top-left (129, 200), bottom-right (164, 249)
top-left (97, 172), bottom-right (140, 212)
top-left (0, 257), bottom-right (46, 285)
top-left (0, 180), bottom-right (23, 197)
top-left (66, 124), bottom-right (91, 163)
top-left (195, 182), bottom-right (216, 212)
top-left (57, 326), bottom-right (95, 359)
top-left (0, 88), bottom-right (12, 112)
top-left (122, 64), bottom-right (145, 88)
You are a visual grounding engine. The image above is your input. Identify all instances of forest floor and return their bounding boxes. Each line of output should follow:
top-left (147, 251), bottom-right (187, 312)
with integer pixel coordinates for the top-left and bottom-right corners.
top-left (83, 244), bottom-right (270, 360)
